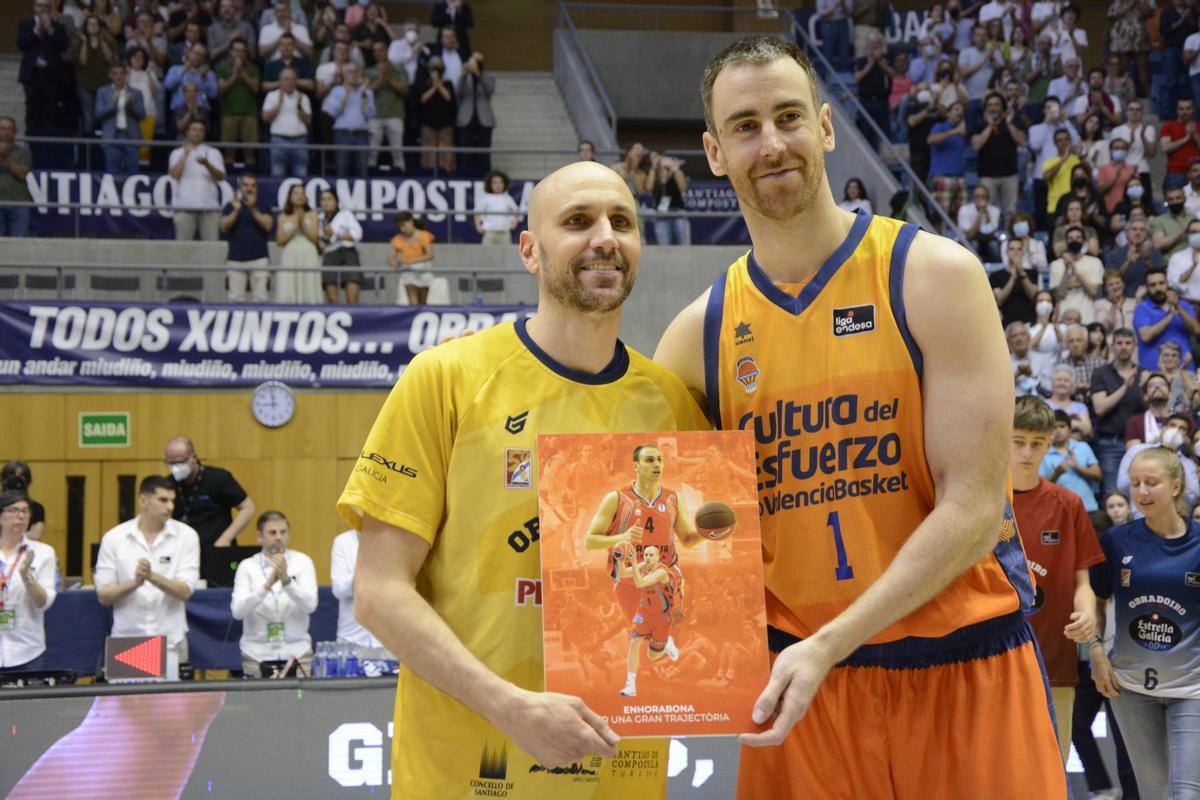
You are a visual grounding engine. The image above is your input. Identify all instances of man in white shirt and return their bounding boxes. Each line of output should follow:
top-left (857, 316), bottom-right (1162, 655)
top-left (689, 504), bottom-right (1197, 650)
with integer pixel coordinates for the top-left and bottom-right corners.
top-left (169, 120), bottom-right (226, 241)
top-left (262, 67), bottom-right (312, 178)
top-left (95, 476), bottom-right (200, 681)
top-left (0, 492), bottom-right (57, 673)
top-left (1183, 158), bottom-right (1200, 217)
top-left (231, 511), bottom-right (317, 677)
top-left (1111, 99), bottom-right (1158, 193)
top-left (1047, 56), bottom-right (1086, 108)
top-left (1049, 224), bottom-right (1104, 323)
top-left (388, 19), bottom-right (426, 86)
top-left (258, 1), bottom-right (312, 61)
top-left (1166, 218), bottom-right (1200, 306)
top-left (330, 530), bottom-right (392, 660)
top-left (958, 184), bottom-right (1003, 263)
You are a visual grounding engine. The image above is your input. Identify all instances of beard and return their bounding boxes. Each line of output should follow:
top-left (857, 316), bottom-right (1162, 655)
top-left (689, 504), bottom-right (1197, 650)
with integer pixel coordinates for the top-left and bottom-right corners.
top-left (538, 244), bottom-right (634, 314)
top-left (1150, 290), bottom-right (1168, 305)
top-left (728, 149), bottom-right (825, 221)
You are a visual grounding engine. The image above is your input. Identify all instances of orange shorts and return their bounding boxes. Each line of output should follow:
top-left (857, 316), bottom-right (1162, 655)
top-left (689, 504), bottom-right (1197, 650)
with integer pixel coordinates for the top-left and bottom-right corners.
top-left (633, 607), bottom-right (671, 650)
top-left (737, 613), bottom-right (1067, 800)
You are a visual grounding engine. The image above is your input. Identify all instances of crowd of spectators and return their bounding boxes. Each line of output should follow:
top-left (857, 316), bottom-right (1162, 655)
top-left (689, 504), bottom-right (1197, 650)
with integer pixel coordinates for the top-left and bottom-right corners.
top-left (16, 0), bottom-right (488, 180)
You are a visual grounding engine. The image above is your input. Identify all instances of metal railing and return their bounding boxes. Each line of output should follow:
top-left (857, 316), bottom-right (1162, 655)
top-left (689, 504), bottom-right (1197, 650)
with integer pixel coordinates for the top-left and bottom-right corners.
top-left (555, 2), bottom-right (618, 148)
top-left (788, 14), bottom-right (966, 246)
top-left (0, 261), bottom-right (536, 305)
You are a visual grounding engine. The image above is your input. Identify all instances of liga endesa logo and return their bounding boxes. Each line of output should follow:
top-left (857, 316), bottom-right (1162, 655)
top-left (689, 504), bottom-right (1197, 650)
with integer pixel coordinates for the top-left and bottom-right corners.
top-left (832, 304), bottom-right (876, 337)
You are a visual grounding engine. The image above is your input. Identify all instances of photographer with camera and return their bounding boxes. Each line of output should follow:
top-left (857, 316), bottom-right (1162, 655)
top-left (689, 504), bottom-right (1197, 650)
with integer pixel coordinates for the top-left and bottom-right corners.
top-left (650, 151), bottom-right (689, 246)
top-left (1, 461), bottom-right (43, 540)
top-left (221, 174), bottom-right (274, 303)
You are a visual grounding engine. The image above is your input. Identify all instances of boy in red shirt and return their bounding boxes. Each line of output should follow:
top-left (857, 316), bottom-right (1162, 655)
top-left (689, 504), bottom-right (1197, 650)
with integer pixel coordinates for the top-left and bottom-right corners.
top-left (1010, 396), bottom-right (1106, 760)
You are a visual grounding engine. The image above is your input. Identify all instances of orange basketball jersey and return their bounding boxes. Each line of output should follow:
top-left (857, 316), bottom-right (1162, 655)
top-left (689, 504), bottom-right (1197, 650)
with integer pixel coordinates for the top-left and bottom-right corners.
top-left (606, 484), bottom-right (681, 579)
top-left (703, 212), bottom-right (1034, 644)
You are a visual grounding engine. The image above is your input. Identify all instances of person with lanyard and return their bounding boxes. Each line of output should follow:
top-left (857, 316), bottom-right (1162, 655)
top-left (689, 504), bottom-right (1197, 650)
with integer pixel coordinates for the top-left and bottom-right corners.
top-left (1090, 445), bottom-right (1200, 800)
top-left (0, 491), bottom-right (56, 674)
top-left (230, 510), bottom-right (317, 677)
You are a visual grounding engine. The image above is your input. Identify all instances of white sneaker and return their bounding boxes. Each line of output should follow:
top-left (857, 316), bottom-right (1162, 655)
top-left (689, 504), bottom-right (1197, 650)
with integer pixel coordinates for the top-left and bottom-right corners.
top-left (619, 682), bottom-right (637, 697)
top-left (665, 637), bottom-right (680, 662)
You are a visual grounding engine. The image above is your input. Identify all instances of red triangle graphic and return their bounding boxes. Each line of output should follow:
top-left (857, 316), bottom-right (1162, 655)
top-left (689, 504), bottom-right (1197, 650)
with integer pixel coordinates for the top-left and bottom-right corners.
top-left (114, 636), bottom-right (164, 676)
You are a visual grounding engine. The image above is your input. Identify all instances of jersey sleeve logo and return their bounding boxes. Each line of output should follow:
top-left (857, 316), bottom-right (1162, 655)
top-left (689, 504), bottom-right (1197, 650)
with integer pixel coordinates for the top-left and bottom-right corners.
top-left (1186, 572), bottom-right (1200, 588)
top-left (833, 304), bottom-right (876, 337)
top-left (1040, 530), bottom-right (1060, 545)
top-left (734, 355), bottom-right (760, 394)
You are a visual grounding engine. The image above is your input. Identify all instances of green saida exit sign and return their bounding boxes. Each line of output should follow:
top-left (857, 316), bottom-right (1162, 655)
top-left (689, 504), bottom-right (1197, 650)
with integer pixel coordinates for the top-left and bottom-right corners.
top-left (79, 412), bottom-right (131, 447)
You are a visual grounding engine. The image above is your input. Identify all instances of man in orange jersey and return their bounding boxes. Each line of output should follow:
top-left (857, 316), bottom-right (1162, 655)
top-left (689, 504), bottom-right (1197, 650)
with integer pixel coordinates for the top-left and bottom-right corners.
top-left (585, 444), bottom-right (701, 631)
top-left (615, 544), bottom-right (684, 696)
top-left (655, 36), bottom-right (1067, 799)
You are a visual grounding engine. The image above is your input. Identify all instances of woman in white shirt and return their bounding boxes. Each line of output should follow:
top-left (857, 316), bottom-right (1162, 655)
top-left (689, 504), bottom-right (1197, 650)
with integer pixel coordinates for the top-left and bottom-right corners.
top-left (318, 189), bottom-right (365, 304)
top-left (474, 170), bottom-right (521, 245)
top-left (837, 178), bottom-right (873, 215)
top-left (0, 491), bottom-right (57, 673)
top-left (1030, 289), bottom-right (1068, 378)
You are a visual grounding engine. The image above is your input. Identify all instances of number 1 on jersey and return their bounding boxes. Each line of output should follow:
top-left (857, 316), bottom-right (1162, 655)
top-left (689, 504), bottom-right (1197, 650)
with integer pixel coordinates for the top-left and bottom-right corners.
top-left (827, 511), bottom-right (855, 581)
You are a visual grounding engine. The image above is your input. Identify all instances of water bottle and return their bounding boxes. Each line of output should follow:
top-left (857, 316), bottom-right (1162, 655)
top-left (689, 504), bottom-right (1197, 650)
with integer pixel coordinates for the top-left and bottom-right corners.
top-left (326, 642), bottom-right (342, 678)
top-left (311, 642), bottom-right (326, 678)
top-left (337, 642), bottom-right (349, 678)
top-left (344, 645), bottom-right (359, 678)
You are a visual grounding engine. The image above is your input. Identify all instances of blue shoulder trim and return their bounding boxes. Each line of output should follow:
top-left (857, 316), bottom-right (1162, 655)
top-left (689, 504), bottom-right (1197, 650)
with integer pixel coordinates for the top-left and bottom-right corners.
top-left (888, 223), bottom-right (923, 378)
top-left (702, 272), bottom-right (728, 429)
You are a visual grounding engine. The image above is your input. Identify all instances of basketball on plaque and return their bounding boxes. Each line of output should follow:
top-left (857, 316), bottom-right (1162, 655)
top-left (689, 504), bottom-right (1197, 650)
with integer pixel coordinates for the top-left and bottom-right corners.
top-left (537, 430), bottom-right (769, 738)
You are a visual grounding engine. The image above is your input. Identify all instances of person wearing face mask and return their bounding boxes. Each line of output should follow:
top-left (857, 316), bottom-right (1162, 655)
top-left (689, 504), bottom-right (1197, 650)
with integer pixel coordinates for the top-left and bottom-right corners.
top-left (1004, 212), bottom-right (1050, 277)
top-left (1111, 100), bottom-right (1158, 203)
top-left (1116, 414), bottom-right (1200, 516)
top-left (163, 435), bottom-right (255, 583)
top-left (388, 19), bottom-right (428, 173)
top-left (1030, 104), bottom-right (1080, 229)
top-left (1152, 181), bottom-right (1193, 259)
top-left (1050, 224), bottom-right (1104, 323)
top-left (1095, 136), bottom-right (1137, 215)
top-left (908, 35), bottom-right (940, 85)
top-left (1135, 268), bottom-right (1200, 373)
top-left (1031, 289), bottom-right (1067, 369)
top-left (1040, 409), bottom-right (1102, 511)
top-left (1108, 181), bottom-right (1155, 249)
top-left (993, 239), bottom-right (1040, 325)
top-left (1166, 218), bottom-right (1200, 310)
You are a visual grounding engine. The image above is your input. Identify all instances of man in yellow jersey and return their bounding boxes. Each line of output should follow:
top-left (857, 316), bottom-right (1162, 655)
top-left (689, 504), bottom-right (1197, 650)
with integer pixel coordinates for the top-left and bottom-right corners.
top-left (337, 160), bottom-right (708, 800)
top-left (655, 36), bottom-right (1067, 799)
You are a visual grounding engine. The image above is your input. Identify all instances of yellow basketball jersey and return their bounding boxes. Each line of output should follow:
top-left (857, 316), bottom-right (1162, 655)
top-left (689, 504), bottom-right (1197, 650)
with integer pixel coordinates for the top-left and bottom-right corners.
top-left (337, 319), bottom-right (708, 800)
top-left (704, 212), bottom-right (1033, 644)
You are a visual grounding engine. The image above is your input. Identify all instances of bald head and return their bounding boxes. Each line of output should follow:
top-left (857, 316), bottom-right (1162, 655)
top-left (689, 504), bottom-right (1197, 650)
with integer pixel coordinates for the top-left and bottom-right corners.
top-left (527, 161), bottom-right (638, 236)
top-left (165, 436), bottom-right (195, 457)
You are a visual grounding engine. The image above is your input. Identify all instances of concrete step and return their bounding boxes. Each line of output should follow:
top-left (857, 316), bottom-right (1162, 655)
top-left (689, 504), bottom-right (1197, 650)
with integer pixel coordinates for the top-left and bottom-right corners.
top-left (488, 70), bottom-right (580, 180)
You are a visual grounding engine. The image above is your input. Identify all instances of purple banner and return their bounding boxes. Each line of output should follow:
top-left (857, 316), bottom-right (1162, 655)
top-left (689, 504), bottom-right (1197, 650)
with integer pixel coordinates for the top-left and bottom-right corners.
top-left (0, 301), bottom-right (532, 388)
top-left (26, 171), bottom-right (749, 245)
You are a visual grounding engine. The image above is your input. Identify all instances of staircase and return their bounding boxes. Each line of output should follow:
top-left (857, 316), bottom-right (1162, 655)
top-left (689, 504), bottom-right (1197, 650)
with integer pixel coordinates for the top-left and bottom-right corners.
top-left (488, 70), bottom-right (580, 181)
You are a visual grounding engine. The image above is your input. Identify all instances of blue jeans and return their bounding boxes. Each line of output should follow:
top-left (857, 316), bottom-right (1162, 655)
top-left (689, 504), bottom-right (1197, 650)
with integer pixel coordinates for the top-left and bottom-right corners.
top-left (77, 86), bottom-right (97, 136)
top-left (819, 20), bottom-right (851, 73)
top-left (0, 207), bottom-right (30, 237)
top-left (334, 130), bottom-right (368, 178)
top-left (1094, 437), bottom-right (1126, 497)
top-left (1110, 691), bottom-right (1200, 800)
top-left (103, 131), bottom-right (139, 177)
top-left (653, 216), bottom-right (690, 245)
top-left (270, 134), bottom-right (308, 177)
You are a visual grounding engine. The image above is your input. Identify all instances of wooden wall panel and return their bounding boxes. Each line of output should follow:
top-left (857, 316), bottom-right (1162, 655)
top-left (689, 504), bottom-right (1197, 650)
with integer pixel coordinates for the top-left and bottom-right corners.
top-left (0, 395), bottom-right (68, 460)
top-left (0, 392), bottom-right (388, 584)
